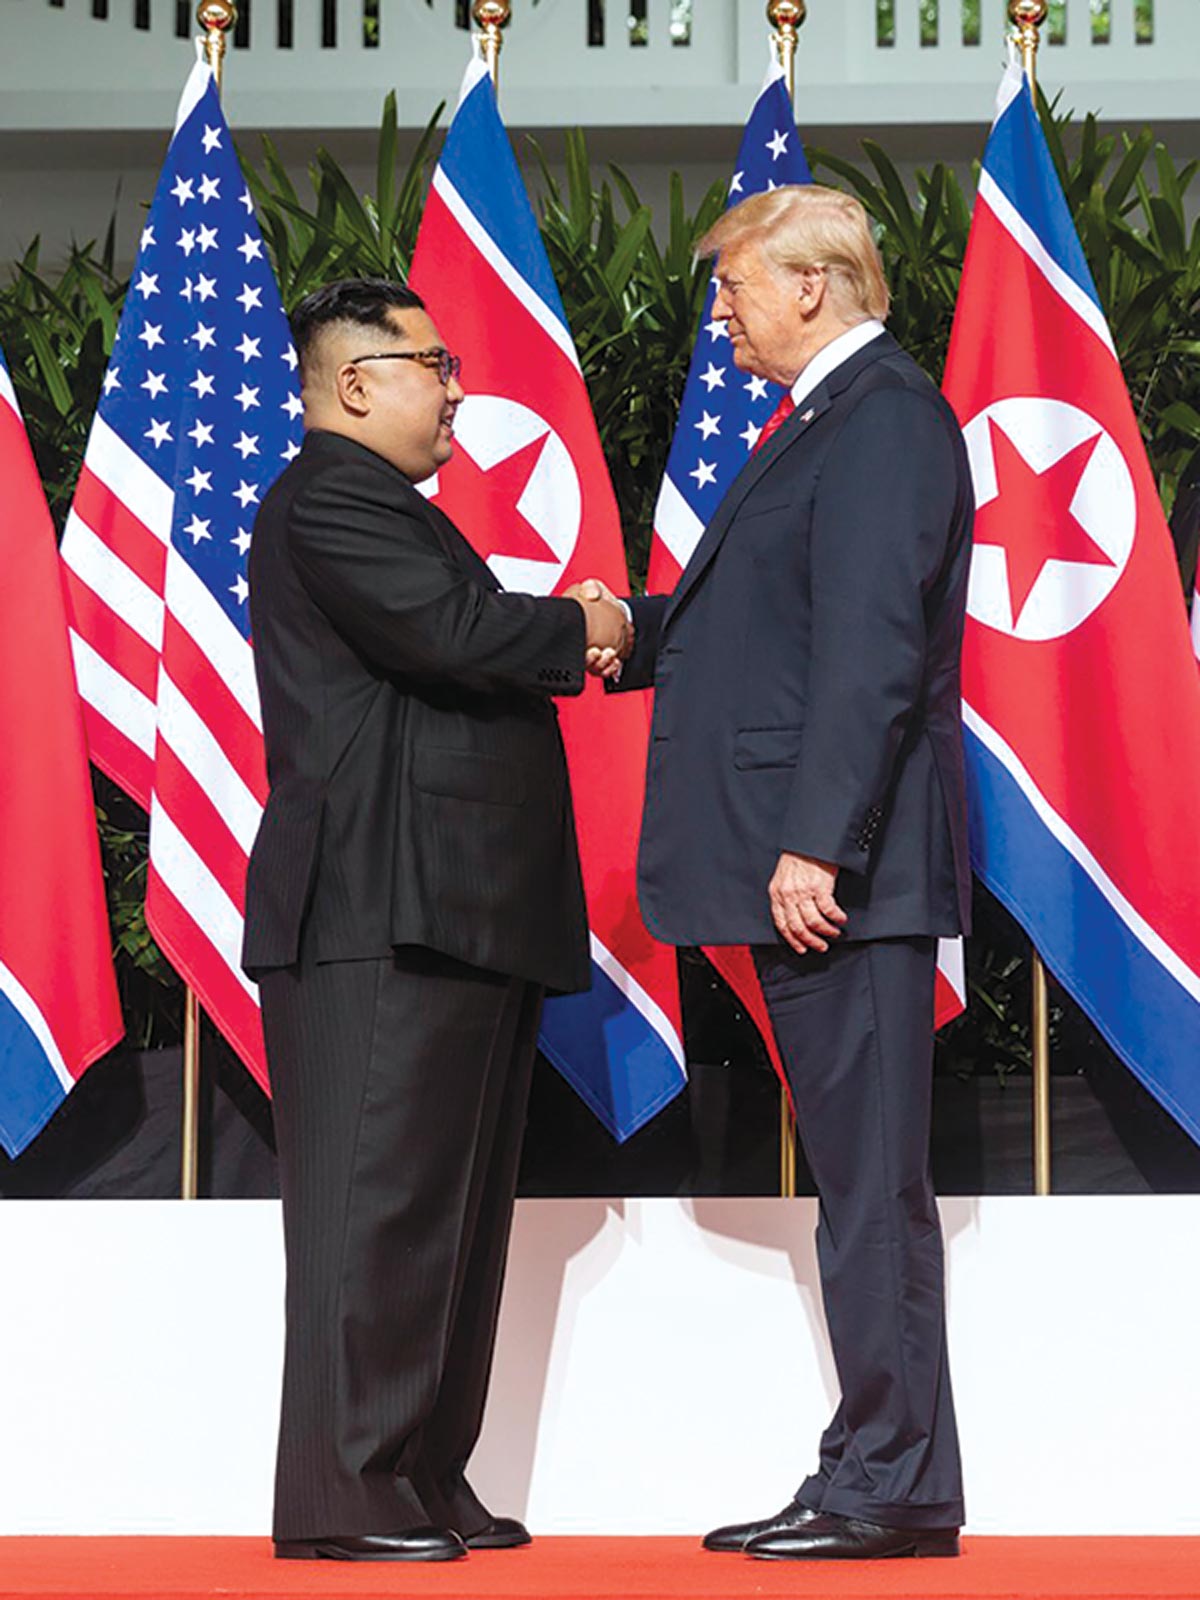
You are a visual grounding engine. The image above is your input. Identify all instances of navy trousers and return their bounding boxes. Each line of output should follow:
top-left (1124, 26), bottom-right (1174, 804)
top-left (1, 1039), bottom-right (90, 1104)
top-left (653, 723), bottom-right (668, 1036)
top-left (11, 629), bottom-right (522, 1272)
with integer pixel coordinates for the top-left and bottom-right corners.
top-left (752, 936), bottom-right (964, 1530)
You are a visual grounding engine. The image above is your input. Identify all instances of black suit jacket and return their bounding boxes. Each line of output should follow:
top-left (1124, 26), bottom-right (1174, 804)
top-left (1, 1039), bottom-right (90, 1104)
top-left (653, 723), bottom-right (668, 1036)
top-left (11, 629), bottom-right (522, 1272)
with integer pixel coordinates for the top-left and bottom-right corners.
top-left (620, 332), bottom-right (974, 946)
top-left (242, 428), bottom-right (591, 994)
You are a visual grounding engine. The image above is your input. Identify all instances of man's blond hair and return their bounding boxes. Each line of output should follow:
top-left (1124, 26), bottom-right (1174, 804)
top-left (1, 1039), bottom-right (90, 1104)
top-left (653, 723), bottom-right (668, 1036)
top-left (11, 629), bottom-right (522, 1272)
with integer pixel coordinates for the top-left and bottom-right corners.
top-left (699, 184), bottom-right (890, 324)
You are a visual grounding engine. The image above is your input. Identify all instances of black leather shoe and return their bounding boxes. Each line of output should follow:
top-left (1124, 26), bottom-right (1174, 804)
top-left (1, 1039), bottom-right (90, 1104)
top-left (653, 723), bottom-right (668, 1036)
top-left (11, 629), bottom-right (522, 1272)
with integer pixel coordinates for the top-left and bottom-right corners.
top-left (463, 1516), bottom-right (532, 1549)
top-left (746, 1512), bottom-right (960, 1560)
top-left (702, 1498), bottom-right (819, 1553)
top-left (274, 1528), bottom-right (467, 1561)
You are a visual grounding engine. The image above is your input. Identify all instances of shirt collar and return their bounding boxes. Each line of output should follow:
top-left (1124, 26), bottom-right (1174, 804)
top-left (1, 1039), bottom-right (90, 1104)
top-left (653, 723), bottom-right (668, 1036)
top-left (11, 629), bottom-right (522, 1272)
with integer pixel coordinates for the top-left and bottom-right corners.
top-left (789, 320), bottom-right (886, 410)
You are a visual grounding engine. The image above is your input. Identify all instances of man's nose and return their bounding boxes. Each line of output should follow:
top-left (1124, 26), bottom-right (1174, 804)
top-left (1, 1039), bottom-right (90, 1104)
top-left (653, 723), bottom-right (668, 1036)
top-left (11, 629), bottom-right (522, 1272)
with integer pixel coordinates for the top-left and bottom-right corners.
top-left (446, 375), bottom-right (465, 404)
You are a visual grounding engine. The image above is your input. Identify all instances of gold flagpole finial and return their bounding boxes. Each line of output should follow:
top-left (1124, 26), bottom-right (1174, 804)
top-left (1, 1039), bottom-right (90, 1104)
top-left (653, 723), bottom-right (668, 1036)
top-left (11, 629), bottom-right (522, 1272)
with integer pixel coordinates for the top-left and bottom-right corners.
top-left (767, 1), bottom-right (806, 105)
top-left (473, 0), bottom-right (511, 89)
top-left (1008, 0), bottom-right (1047, 90)
top-left (197, 0), bottom-right (237, 93)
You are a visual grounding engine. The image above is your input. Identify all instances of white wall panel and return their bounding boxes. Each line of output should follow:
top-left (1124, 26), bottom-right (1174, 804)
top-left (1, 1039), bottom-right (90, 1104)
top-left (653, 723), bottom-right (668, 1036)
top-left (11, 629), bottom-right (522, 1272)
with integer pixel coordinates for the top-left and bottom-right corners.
top-left (0, 1196), bottom-right (1198, 1535)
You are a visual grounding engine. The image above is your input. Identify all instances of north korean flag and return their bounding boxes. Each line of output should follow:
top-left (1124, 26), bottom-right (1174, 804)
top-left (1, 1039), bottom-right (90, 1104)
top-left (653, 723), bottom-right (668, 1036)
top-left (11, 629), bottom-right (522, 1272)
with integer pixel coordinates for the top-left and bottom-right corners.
top-left (410, 54), bottom-right (685, 1141)
top-left (0, 347), bottom-right (123, 1155)
top-left (944, 62), bottom-right (1200, 1140)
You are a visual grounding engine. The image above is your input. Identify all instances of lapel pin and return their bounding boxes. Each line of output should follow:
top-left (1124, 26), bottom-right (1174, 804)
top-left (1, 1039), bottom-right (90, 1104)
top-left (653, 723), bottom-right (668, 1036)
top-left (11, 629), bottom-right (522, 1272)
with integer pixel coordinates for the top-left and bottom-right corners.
top-left (799, 408), bottom-right (815, 424)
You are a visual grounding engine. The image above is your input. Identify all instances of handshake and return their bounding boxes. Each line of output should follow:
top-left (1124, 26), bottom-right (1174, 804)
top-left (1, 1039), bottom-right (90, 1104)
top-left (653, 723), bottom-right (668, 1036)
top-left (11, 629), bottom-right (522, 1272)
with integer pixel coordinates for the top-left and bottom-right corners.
top-left (564, 578), bottom-right (633, 680)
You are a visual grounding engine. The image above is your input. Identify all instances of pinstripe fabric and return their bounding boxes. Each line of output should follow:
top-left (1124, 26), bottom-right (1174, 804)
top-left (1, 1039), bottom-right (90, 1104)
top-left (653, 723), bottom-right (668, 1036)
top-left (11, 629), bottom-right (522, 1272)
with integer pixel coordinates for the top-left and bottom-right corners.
top-left (243, 428), bottom-right (591, 992)
top-left (262, 946), bottom-right (541, 1541)
top-left (248, 426), bottom-right (590, 1542)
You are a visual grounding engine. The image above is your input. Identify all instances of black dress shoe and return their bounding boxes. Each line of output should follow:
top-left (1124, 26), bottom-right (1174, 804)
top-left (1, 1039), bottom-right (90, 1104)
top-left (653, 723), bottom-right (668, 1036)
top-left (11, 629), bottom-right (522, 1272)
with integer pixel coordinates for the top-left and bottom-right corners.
top-left (702, 1498), bottom-right (819, 1553)
top-left (463, 1515), bottom-right (532, 1549)
top-left (274, 1527), bottom-right (467, 1561)
top-left (746, 1512), bottom-right (960, 1560)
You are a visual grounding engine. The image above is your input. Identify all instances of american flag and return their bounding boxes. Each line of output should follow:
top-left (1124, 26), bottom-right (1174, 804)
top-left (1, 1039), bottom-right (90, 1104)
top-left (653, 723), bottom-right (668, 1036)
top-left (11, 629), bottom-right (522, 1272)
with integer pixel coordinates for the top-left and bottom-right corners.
top-left (647, 55), bottom-right (966, 1058)
top-left (59, 55), bottom-right (302, 1088)
top-left (647, 56), bottom-right (811, 593)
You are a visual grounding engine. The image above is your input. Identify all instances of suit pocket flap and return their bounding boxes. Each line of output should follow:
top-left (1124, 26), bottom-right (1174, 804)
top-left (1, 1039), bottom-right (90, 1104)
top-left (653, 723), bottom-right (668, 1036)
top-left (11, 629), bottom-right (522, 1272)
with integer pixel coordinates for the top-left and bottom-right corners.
top-left (412, 746), bottom-right (526, 806)
top-left (737, 496), bottom-right (794, 524)
top-left (733, 726), bottom-right (802, 771)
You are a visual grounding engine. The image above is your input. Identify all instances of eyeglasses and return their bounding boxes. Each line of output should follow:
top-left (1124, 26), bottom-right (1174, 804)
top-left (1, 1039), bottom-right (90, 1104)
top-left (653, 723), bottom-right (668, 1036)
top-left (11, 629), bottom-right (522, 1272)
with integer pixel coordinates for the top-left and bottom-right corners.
top-left (350, 347), bottom-right (462, 386)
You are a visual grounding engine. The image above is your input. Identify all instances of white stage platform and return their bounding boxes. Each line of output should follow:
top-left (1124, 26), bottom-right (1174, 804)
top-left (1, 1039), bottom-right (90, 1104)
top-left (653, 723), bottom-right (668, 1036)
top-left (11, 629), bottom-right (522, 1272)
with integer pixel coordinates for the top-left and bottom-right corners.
top-left (1, 1196), bottom-right (1196, 1536)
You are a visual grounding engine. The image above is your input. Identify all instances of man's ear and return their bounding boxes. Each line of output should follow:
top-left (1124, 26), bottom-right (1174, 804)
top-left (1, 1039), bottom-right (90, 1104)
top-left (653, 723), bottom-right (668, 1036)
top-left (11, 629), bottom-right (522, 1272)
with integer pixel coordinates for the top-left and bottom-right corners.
top-left (795, 264), bottom-right (828, 318)
top-left (335, 361), bottom-right (370, 418)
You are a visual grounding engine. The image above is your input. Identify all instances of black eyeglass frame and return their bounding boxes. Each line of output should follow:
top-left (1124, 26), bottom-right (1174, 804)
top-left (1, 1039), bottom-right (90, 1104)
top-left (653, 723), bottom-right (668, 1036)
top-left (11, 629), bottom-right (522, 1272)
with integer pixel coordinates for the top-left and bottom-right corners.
top-left (349, 347), bottom-right (462, 386)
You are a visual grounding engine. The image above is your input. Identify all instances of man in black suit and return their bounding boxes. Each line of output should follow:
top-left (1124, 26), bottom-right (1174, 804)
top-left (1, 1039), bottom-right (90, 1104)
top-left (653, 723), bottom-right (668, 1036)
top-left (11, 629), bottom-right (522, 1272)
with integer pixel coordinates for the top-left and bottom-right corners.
top-left (589, 185), bottom-right (973, 1559)
top-left (243, 278), bottom-right (630, 1563)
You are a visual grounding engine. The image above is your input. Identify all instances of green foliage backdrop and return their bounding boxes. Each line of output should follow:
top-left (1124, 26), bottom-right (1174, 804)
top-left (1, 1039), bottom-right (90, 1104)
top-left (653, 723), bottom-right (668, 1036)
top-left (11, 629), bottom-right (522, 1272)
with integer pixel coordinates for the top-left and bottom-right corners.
top-left (1, 93), bottom-right (1197, 1071)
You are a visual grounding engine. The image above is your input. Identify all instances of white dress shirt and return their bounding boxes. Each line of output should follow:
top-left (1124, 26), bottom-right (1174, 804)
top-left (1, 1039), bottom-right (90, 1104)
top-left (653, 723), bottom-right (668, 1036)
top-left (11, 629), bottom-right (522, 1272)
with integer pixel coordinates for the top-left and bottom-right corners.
top-left (789, 318), bottom-right (886, 410)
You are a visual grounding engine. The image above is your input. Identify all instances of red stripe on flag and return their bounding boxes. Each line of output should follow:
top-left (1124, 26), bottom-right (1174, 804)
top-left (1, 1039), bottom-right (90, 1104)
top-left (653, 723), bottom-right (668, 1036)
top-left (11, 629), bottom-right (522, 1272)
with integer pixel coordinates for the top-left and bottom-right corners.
top-left (79, 702), bottom-right (154, 815)
top-left (703, 943), bottom-right (789, 1103)
top-left (646, 539), bottom-right (684, 597)
top-left (145, 869), bottom-right (268, 1091)
top-left (73, 467), bottom-right (167, 596)
top-left (153, 741), bottom-right (255, 912)
top-left (161, 620), bottom-right (268, 804)
top-left (63, 566), bottom-right (161, 705)
top-left (935, 966), bottom-right (966, 1030)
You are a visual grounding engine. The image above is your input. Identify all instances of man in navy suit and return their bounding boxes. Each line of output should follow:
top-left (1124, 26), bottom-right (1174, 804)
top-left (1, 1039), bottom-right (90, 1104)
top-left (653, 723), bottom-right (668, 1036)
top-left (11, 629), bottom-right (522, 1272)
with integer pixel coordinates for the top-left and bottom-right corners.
top-left (586, 185), bottom-right (973, 1560)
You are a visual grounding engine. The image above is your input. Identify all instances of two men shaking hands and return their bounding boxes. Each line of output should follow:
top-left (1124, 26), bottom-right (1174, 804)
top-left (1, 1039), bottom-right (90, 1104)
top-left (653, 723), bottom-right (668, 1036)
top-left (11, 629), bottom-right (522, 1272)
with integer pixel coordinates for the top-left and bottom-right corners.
top-left (245, 181), bottom-right (975, 1564)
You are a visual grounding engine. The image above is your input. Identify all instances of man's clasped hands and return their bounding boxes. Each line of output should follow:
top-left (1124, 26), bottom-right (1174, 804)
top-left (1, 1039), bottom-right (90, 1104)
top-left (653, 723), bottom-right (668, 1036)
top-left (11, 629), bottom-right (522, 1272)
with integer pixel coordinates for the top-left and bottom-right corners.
top-left (564, 577), bottom-right (630, 680)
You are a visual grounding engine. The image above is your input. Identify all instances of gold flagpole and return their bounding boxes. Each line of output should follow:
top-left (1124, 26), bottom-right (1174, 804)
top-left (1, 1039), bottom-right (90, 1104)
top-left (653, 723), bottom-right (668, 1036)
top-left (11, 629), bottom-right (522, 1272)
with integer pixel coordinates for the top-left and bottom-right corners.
top-left (177, 0), bottom-right (239, 1202)
top-left (474, 0), bottom-right (511, 89)
top-left (768, 0), bottom-right (805, 97)
top-left (181, 989), bottom-right (201, 1202)
top-left (767, 0), bottom-right (806, 1199)
top-left (1007, 0), bottom-right (1053, 1197)
top-left (1010, 0), bottom-right (1047, 81)
top-left (198, 0), bottom-right (236, 93)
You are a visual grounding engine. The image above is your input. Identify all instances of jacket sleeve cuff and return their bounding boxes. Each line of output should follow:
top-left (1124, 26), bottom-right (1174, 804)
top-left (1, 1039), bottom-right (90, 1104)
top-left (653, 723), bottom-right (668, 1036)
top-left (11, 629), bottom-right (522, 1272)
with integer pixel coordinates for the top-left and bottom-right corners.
top-left (780, 797), bottom-right (885, 875)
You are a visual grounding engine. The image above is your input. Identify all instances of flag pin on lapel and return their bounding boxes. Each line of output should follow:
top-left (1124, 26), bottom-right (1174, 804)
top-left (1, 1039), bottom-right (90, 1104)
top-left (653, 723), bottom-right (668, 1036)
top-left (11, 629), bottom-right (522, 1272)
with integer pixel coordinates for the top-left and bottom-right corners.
top-left (799, 408), bottom-right (815, 424)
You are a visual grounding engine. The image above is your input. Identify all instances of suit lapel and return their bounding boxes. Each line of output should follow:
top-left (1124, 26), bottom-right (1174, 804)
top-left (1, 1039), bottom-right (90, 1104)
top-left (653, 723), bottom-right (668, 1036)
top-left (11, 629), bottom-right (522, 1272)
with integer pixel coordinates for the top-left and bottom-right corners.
top-left (663, 388), bottom-right (831, 626)
top-left (663, 331), bottom-right (898, 629)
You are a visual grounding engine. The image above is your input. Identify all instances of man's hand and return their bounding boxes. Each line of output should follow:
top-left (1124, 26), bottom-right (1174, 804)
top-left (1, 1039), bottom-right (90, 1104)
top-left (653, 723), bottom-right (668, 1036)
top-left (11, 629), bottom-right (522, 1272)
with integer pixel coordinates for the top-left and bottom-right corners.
top-left (564, 578), bottom-right (634, 677)
top-left (768, 852), bottom-right (847, 955)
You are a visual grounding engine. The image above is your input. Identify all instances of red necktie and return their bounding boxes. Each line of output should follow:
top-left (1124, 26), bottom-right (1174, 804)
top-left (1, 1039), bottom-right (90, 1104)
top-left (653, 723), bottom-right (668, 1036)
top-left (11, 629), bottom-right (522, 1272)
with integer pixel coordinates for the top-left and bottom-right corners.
top-left (754, 393), bottom-right (795, 454)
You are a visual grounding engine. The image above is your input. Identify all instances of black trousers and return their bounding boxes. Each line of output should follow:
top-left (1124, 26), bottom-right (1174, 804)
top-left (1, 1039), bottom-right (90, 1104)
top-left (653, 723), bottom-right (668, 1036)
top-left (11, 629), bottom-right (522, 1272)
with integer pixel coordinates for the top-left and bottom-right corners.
top-left (752, 936), bottom-right (964, 1530)
top-left (259, 945), bottom-right (543, 1542)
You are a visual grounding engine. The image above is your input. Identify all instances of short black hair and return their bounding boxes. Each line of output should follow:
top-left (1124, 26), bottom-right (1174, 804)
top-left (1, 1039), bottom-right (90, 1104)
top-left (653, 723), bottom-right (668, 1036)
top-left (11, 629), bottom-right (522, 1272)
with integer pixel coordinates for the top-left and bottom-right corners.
top-left (290, 277), bottom-right (425, 373)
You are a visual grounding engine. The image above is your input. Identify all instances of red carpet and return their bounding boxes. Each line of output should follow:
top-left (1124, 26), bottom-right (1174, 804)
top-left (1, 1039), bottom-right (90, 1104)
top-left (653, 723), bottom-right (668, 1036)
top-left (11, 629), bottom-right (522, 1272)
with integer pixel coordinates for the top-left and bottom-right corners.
top-left (1, 1539), bottom-right (1200, 1600)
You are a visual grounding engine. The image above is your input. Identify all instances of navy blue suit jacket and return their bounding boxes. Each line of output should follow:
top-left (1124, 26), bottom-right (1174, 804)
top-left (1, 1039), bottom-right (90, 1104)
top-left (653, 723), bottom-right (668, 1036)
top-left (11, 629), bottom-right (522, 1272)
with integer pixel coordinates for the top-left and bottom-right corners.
top-left (619, 331), bottom-right (974, 946)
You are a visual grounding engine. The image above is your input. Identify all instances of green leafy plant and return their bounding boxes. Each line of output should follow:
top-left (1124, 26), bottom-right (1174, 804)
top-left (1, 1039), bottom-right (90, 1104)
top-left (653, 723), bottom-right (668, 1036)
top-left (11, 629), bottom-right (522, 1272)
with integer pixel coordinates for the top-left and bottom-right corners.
top-left (94, 778), bottom-right (182, 1048)
top-left (241, 94), bottom-right (444, 306)
top-left (528, 130), bottom-right (724, 572)
top-left (0, 231), bottom-right (125, 524)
